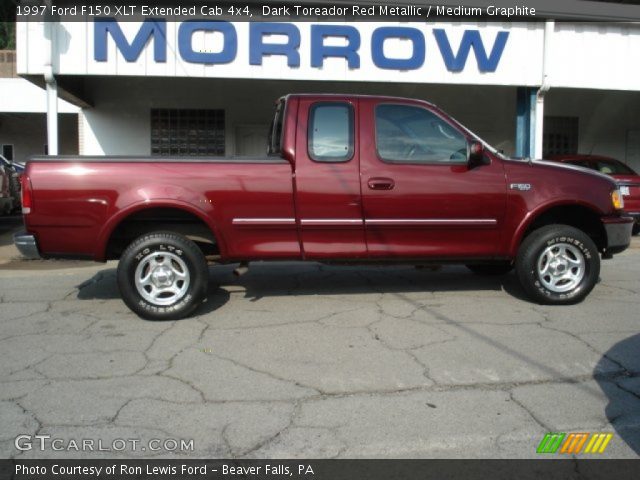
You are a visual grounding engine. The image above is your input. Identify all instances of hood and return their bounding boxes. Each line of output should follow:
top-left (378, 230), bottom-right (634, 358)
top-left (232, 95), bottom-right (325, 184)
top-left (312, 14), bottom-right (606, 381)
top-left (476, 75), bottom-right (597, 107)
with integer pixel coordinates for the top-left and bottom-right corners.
top-left (508, 158), bottom-right (618, 186)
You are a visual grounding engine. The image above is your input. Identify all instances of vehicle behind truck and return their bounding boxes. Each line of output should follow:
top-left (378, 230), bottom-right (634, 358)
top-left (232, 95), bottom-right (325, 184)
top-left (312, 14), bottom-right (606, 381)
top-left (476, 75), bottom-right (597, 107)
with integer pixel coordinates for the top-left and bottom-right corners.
top-left (0, 155), bottom-right (21, 214)
top-left (0, 164), bottom-right (10, 214)
top-left (15, 94), bottom-right (633, 319)
top-left (548, 154), bottom-right (640, 235)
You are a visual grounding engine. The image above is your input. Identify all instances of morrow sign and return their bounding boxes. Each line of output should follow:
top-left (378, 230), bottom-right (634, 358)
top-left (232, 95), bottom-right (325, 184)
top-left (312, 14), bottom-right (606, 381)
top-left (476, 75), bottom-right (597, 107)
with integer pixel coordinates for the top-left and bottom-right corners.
top-left (94, 20), bottom-right (510, 72)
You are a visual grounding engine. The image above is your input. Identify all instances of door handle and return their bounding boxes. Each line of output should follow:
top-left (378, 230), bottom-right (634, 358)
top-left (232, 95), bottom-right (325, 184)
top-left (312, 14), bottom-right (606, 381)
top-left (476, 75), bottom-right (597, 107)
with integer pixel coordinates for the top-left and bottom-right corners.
top-left (368, 177), bottom-right (395, 190)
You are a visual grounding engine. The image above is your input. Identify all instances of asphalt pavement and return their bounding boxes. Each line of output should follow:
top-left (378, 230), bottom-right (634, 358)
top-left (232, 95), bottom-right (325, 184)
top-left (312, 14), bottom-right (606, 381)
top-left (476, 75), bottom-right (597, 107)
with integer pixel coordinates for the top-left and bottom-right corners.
top-left (0, 216), bottom-right (638, 458)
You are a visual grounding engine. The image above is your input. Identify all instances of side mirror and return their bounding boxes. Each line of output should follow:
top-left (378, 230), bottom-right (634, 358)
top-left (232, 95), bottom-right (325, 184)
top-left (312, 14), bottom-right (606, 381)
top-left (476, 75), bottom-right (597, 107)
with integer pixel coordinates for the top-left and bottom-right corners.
top-left (468, 141), bottom-right (485, 166)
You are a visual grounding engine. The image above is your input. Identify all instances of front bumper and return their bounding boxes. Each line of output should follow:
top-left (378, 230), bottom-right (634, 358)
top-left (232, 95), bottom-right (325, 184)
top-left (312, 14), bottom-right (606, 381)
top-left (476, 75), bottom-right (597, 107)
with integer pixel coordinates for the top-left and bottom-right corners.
top-left (13, 232), bottom-right (41, 259)
top-left (602, 216), bottom-right (633, 255)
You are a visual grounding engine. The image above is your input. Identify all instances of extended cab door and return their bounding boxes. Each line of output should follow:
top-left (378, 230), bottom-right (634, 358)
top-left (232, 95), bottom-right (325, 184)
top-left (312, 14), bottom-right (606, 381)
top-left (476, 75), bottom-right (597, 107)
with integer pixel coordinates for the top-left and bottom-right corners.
top-left (359, 98), bottom-right (507, 258)
top-left (294, 97), bottom-right (367, 259)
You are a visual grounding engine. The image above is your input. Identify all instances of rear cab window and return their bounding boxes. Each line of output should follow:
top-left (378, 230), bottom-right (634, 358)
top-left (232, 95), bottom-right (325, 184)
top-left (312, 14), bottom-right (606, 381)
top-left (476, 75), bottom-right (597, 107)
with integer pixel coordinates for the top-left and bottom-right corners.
top-left (308, 102), bottom-right (354, 162)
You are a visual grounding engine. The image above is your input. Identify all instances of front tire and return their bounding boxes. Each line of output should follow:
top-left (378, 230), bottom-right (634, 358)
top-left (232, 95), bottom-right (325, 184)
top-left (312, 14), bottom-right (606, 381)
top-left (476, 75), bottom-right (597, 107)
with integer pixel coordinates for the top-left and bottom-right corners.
top-left (117, 231), bottom-right (209, 320)
top-left (516, 225), bottom-right (600, 305)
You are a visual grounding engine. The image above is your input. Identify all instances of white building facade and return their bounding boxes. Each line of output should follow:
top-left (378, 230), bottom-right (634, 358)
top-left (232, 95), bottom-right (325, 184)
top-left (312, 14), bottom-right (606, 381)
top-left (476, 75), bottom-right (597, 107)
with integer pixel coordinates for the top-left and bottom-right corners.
top-left (14, 19), bottom-right (640, 169)
top-left (0, 53), bottom-right (79, 165)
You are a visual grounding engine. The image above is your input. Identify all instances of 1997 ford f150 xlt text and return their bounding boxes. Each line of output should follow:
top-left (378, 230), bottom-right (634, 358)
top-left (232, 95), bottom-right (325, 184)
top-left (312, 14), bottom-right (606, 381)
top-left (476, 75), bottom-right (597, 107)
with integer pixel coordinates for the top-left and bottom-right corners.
top-left (14, 94), bottom-right (633, 319)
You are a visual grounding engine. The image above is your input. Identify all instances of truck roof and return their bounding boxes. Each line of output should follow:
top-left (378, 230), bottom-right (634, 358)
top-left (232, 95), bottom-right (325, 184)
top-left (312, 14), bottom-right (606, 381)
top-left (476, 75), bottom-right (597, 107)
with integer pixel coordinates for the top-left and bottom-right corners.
top-left (283, 93), bottom-right (436, 108)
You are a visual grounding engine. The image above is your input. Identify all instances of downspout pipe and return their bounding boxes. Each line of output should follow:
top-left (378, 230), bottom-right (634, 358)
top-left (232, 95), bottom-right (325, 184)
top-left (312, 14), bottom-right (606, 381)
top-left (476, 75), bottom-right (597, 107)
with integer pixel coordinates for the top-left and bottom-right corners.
top-left (44, 4), bottom-right (59, 155)
top-left (534, 20), bottom-right (554, 160)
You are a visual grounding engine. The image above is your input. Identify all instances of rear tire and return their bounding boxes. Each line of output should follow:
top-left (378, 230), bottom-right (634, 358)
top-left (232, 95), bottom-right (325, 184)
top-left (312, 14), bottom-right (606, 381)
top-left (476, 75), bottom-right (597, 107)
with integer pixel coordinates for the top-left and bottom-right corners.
top-left (633, 223), bottom-right (640, 236)
top-left (515, 225), bottom-right (600, 305)
top-left (117, 231), bottom-right (208, 320)
top-left (466, 263), bottom-right (513, 276)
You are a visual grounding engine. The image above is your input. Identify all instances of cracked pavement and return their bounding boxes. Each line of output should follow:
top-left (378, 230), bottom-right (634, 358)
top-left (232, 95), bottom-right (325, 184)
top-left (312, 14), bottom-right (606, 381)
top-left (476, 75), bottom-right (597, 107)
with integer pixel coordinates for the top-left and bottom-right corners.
top-left (0, 235), bottom-right (639, 459)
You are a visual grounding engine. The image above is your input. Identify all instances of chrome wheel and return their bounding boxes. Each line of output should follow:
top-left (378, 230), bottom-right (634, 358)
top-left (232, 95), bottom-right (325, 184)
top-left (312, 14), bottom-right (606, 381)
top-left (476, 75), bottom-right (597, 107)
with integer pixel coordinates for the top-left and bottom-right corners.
top-left (536, 243), bottom-right (586, 293)
top-left (134, 251), bottom-right (190, 306)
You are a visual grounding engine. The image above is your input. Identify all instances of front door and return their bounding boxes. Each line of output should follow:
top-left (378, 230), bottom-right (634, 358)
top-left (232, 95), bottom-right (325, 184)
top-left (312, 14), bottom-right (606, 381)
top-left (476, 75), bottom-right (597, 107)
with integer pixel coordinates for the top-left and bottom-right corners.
top-left (359, 99), bottom-right (507, 258)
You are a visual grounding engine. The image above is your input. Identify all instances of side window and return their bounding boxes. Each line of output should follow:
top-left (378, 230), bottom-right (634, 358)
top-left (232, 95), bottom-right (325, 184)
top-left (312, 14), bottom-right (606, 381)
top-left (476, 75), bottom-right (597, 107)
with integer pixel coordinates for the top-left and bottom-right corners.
top-left (308, 103), bottom-right (354, 162)
top-left (375, 104), bottom-right (467, 164)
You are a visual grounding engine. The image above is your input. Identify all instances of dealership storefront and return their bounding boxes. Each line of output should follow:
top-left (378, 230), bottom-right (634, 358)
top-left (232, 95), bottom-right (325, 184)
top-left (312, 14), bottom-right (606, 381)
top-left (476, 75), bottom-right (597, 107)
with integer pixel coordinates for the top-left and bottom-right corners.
top-left (14, 19), bottom-right (640, 169)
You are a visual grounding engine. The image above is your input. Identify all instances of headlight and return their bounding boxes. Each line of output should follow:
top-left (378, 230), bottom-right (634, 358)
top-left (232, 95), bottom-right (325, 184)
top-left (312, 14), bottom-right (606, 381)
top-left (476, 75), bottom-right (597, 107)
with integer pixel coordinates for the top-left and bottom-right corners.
top-left (611, 189), bottom-right (624, 210)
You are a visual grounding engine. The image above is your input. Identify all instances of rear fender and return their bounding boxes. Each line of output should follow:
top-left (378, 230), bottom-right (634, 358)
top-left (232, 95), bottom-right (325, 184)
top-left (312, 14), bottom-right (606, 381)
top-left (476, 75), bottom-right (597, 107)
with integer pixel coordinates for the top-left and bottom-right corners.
top-left (96, 193), bottom-right (226, 261)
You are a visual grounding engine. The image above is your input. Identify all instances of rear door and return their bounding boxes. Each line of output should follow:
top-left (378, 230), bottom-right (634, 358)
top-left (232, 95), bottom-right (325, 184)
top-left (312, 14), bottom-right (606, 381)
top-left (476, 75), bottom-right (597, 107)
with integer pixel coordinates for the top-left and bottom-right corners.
top-left (359, 98), bottom-right (507, 258)
top-left (294, 97), bottom-right (367, 259)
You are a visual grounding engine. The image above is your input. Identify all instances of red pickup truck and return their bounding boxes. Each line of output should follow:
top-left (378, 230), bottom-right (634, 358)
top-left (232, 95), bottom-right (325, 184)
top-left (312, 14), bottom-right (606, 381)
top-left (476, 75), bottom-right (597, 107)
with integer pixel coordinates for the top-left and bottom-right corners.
top-left (15, 94), bottom-right (633, 319)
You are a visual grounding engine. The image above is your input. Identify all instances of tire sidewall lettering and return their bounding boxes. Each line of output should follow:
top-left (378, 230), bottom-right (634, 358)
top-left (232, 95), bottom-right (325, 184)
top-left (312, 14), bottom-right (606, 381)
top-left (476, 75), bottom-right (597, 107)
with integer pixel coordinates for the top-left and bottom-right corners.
top-left (138, 292), bottom-right (193, 314)
top-left (134, 243), bottom-right (184, 262)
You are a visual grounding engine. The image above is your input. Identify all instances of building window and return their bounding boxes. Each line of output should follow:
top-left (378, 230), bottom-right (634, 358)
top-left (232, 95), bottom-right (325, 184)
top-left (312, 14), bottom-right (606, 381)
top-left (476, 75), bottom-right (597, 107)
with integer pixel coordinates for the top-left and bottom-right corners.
top-left (543, 116), bottom-right (579, 156)
top-left (2, 144), bottom-right (13, 161)
top-left (151, 109), bottom-right (225, 156)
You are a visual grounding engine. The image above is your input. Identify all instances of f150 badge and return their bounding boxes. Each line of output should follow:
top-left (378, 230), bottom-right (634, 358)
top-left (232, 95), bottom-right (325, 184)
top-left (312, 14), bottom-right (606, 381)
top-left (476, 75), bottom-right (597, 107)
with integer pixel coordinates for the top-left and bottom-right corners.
top-left (510, 183), bottom-right (532, 191)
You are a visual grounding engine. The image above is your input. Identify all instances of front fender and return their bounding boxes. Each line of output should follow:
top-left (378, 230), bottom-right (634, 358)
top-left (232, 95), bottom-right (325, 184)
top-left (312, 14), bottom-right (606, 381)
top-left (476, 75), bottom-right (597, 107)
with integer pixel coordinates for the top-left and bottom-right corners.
top-left (508, 199), bottom-right (606, 257)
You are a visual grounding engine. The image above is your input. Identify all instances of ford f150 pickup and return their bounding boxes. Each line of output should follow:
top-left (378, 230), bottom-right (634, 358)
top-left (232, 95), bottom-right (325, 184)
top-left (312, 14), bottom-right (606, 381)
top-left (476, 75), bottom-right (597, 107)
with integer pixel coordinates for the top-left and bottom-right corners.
top-left (14, 94), bottom-right (633, 319)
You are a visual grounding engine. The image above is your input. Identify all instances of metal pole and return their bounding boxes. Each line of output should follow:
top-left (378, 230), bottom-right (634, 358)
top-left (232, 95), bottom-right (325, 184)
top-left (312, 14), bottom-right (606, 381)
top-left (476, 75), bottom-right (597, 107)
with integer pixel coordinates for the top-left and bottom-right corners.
top-left (534, 20), bottom-right (554, 159)
top-left (44, 2), bottom-right (58, 155)
top-left (45, 77), bottom-right (58, 155)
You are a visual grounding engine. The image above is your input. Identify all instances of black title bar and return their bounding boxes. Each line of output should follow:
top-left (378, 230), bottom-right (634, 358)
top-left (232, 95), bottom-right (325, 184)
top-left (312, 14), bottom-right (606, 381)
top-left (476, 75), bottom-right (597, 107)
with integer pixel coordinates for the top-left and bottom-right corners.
top-left (10, 0), bottom-right (640, 22)
top-left (2, 459), bottom-right (640, 480)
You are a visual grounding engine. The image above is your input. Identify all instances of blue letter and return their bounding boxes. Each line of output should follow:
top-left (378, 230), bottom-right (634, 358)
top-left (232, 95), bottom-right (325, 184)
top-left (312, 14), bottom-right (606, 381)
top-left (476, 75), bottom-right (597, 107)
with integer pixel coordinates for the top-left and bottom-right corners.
top-left (178, 21), bottom-right (237, 64)
top-left (250, 23), bottom-right (300, 67)
top-left (311, 25), bottom-right (360, 69)
top-left (95, 18), bottom-right (166, 62)
top-left (371, 27), bottom-right (425, 70)
top-left (433, 29), bottom-right (509, 72)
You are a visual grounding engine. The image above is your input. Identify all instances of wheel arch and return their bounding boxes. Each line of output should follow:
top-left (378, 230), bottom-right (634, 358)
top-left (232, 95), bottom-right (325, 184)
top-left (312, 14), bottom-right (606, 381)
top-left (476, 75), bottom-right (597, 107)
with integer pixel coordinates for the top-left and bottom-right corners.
top-left (510, 202), bottom-right (607, 257)
top-left (97, 200), bottom-right (227, 261)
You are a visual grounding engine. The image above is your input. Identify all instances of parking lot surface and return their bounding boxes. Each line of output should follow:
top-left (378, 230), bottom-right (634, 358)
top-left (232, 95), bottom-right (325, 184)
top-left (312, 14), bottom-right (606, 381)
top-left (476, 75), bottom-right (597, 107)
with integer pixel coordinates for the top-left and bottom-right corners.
top-left (0, 223), bottom-right (639, 458)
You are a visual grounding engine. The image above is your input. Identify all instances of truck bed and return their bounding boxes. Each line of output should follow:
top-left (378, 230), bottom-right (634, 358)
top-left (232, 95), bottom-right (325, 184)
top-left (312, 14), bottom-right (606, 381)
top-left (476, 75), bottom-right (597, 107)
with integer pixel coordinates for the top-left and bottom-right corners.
top-left (24, 155), bottom-right (298, 260)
